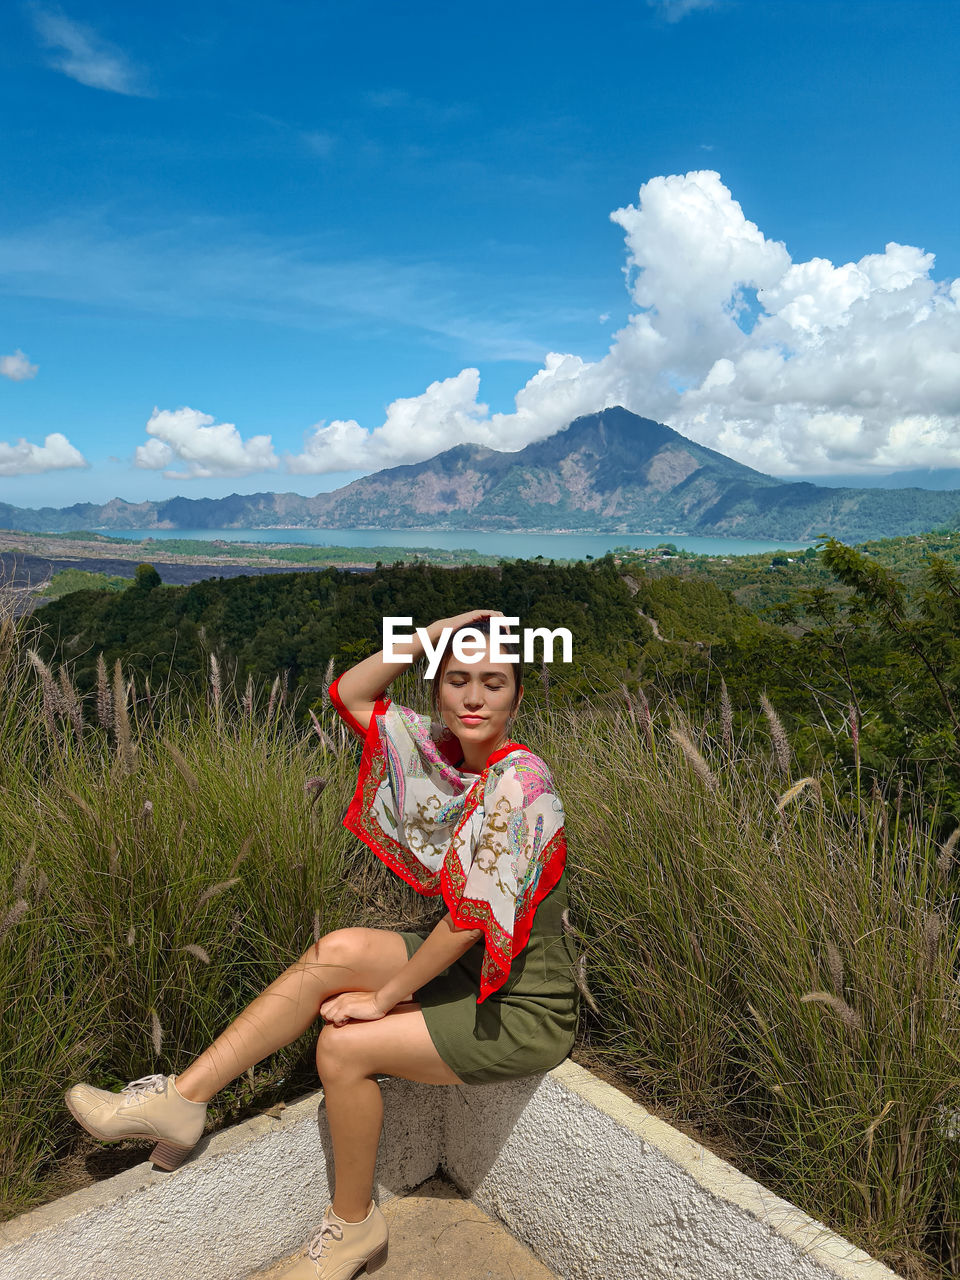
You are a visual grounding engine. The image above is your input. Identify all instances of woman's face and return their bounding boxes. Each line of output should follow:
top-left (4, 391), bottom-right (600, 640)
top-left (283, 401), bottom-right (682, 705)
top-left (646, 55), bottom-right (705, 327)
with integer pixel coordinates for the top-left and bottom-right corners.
top-left (437, 636), bottom-right (521, 758)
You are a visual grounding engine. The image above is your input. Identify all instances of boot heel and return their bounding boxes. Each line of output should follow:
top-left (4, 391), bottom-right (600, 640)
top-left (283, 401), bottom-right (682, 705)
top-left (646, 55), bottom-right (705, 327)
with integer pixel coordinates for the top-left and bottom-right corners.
top-left (149, 1139), bottom-right (193, 1170)
top-left (365, 1242), bottom-right (388, 1273)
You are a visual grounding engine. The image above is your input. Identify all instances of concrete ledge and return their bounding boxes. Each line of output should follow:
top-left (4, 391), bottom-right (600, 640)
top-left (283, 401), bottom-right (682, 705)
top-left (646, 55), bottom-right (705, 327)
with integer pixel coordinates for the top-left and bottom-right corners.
top-left (1, 1062), bottom-right (903, 1280)
top-left (445, 1060), bottom-right (903, 1280)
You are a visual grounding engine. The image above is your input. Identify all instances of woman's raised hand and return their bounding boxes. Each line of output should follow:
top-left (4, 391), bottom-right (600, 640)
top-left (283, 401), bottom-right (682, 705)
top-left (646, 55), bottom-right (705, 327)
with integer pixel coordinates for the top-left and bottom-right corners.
top-left (439, 608), bottom-right (505, 632)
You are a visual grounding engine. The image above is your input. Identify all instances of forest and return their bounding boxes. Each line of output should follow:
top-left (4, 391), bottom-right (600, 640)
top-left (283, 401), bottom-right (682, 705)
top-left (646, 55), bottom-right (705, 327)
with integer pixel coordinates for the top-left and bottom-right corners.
top-left (26, 530), bottom-right (960, 822)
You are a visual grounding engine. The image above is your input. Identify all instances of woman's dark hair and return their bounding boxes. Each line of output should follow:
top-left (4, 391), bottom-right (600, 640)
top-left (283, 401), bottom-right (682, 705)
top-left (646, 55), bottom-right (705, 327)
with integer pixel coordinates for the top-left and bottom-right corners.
top-left (429, 617), bottom-right (524, 722)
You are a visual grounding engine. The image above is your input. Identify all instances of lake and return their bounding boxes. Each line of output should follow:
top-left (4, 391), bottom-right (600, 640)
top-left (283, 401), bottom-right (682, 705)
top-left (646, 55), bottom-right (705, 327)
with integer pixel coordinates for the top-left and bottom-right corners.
top-left (103, 527), bottom-right (813, 560)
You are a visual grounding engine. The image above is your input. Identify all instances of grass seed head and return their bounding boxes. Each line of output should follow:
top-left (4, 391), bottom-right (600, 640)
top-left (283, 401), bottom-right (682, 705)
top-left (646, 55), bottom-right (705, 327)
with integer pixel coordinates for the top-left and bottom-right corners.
top-left (164, 739), bottom-right (199, 793)
top-left (719, 677), bottom-right (733, 753)
top-left (209, 653), bottom-right (222, 711)
top-left (183, 943), bottom-right (211, 964)
top-left (574, 953), bottom-right (600, 1014)
top-left (923, 910), bottom-right (943, 971)
top-left (305, 775), bottom-right (328, 806)
top-left (668, 727), bottom-right (718, 791)
top-left (267, 675), bottom-right (280, 721)
top-left (826, 939), bottom-right (844, 992)
top-left (63, 787), bottom-right (98, 826)
top-left (746, 1001), bottom-right (770, 1035)
top-left (197, 877), bottom-right (240, 908)
top-left (760, 692), bottom-right (791, 773)
top-left (150, 1009), bottom-right (163, 1056)
top-left (309, 708), bottom-right (339, 755)
top-left (28, 648), bottom-right (61, 738)
top-left (228, 832), bottom-right (256, 878)
top-left (775, 776), bottom-right (821, 811)
top-left (57, 667), bottom-right (84, 736)
top-left (937, 827), bottom-right (960, 876)
top-left (0, 898), bottom-right (30, 944)
top-left (12, 850), bottom-right (34, 898)
top-left (848, 702), bottom-right (860, 752)
top-left (95, 653), bottom-right (112, 729)
top-left (112, 659), bottom-right (136, 773)
top-left (621, 684), bottom-right (636, 727)
top-left (800, 990), bottom-right (862, 1032)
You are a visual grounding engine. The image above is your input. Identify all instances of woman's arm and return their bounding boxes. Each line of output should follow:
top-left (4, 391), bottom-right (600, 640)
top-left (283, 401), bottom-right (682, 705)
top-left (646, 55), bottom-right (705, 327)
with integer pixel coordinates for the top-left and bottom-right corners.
top-left (318, 913), bottom-right (483, 1026)
top-left (333, 609), bottom-right (503, 735)
top-left (375, 913), bottom-right (482, 1012)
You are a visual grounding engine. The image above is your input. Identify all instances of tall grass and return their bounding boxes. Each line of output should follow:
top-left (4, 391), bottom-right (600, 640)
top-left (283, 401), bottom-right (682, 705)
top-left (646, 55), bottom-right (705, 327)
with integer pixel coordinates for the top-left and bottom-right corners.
top-left (544, 679), bottom-right (960, 1280)
top-left (2, 600), bottom-right (959, 1278)
top-left (0, 613), bottom-right (439, 1217)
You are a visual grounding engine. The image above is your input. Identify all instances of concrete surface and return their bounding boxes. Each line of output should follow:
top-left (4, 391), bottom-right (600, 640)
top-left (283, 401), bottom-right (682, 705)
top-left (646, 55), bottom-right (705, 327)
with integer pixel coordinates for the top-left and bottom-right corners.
top-left (248, 1176), bottom-right (558, 1280)
top-left (444, 1060), bottom-right (904, 1280)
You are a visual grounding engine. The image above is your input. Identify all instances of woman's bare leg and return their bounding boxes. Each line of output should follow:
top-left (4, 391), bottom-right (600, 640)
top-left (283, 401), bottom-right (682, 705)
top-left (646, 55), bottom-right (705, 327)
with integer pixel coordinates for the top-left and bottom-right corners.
top-left (174, 928), bottom-right (412, 1104)
top-left (323, 1074), bottom-right (384, 1221)
top-left (315, 1002), bottom-right (464, 1222)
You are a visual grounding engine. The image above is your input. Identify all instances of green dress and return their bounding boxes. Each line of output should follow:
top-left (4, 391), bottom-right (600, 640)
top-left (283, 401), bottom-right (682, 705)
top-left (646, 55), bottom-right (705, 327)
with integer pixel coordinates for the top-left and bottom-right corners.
top-left (399, 866), bottom-right (581, 1085)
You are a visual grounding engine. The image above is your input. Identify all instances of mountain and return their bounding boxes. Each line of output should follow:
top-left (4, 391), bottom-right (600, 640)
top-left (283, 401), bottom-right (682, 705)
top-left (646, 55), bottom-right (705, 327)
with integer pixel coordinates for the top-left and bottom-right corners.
top-left (2, 408), bottom-right (959, 542)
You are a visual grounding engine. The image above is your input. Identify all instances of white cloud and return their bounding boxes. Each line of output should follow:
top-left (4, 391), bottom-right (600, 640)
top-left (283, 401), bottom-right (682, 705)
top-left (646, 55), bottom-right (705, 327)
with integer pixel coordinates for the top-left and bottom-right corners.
top-left (286, 169), bottom-right (960, 479)
top-left (288, 370), bottom-right (491, 472)
top-left (648, 0), bottom-right (718, 21)
top-left (0, 432), bottom-right (87, 476)
top-left (31, 8), bottom-right (149, 96)
top-left (0, 349), bottom-right (38, 381)
top-left (135, 407), bottom-right (278, 478)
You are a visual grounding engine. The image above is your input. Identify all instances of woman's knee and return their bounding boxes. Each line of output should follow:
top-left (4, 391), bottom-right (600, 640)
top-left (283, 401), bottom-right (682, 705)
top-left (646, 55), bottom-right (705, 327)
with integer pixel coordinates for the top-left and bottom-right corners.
top-left (299, 927), bottom-right (366, 972)
top-left (315, 1022), bottom-right (364, 1079)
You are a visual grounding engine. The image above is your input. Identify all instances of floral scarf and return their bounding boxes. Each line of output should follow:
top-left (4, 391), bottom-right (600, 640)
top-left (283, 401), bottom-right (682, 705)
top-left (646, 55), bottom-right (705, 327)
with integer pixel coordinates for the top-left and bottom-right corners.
top-left (329, 677), bottom-right (567, 1003)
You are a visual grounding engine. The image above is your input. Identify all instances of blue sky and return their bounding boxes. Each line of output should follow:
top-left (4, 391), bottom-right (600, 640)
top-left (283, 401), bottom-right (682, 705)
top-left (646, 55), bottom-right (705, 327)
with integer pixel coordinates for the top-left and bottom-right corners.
top-left (2, 0), bottom-right (959, 507)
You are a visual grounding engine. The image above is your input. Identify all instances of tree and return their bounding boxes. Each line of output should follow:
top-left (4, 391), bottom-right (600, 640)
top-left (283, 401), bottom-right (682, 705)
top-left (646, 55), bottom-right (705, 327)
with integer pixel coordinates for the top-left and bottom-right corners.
top-left (131, 563), bottom-right (162, 592)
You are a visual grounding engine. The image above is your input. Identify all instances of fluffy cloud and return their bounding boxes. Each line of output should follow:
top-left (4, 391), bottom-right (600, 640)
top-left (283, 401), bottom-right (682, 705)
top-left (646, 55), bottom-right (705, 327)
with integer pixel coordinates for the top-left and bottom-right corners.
top-left (288, 370), bottom-right (492, 472)
top-left (0, 349), bottom-right (38, 381)
top-left (31, 9), bottom-right (148, 97)
top-left (135, 407), bottom-right (278, 478)
top-left (0, 433), bottom-right (87, 476)
top-left (288, 170), bottom-right (960, 478)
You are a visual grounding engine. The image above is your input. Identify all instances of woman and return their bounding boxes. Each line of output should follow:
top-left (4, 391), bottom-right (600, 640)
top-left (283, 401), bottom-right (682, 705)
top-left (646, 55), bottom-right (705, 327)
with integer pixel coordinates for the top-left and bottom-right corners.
top-left (65, 609), bottom-right (580, 1280)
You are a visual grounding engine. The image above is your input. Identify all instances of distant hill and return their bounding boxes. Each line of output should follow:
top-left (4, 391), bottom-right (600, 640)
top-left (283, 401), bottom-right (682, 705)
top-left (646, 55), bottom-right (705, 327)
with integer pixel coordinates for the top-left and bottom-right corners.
top-left (784, 467), bottom-right (960, 491)
top-left (3, 407), bottom-right (959, 542)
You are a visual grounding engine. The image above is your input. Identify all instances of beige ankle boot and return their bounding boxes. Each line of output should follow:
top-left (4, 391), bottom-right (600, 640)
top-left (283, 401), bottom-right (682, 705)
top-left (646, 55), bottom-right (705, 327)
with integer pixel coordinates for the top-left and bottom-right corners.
top-left (278, 1200), bottom-right (389, 1279)
top-left (64, 1073), bottom-right (207, 1170)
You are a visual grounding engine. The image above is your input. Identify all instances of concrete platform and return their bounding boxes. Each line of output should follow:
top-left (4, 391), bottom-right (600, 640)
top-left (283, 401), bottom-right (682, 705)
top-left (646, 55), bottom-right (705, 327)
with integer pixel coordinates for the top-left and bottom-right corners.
top-left (0, 1061), bottom-right (904, 1280)
top-left (248, 1176), bottom-right (559, 1280)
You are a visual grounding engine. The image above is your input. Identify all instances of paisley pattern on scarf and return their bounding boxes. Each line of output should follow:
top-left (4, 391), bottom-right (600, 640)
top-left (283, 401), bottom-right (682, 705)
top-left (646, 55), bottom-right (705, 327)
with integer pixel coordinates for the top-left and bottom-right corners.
top-left (330, 679), bottom-right (567, 1003)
